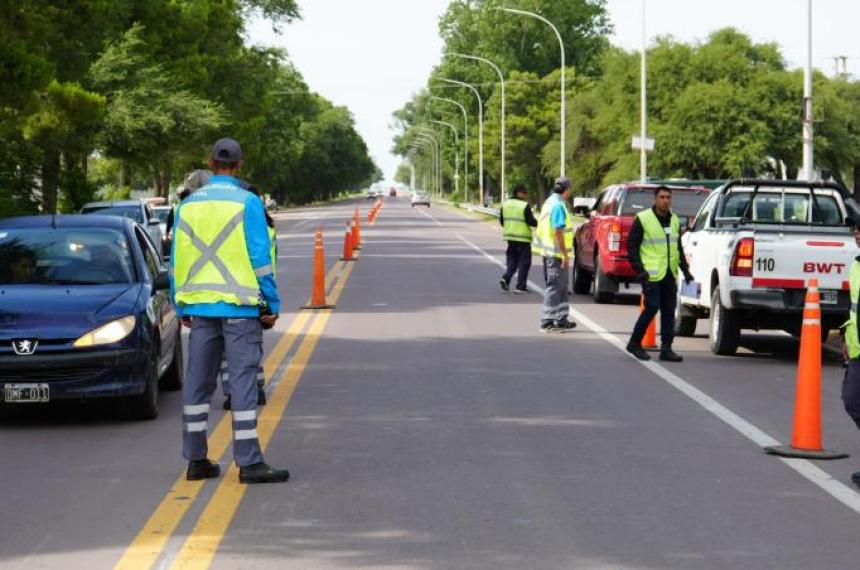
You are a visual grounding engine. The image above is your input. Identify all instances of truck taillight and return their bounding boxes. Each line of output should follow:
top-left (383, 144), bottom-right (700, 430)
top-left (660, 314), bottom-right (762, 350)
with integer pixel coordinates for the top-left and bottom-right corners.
top-left (608, 223), bottom-right (622, 253)
top-left (730, 237), bottom-right (754, 277)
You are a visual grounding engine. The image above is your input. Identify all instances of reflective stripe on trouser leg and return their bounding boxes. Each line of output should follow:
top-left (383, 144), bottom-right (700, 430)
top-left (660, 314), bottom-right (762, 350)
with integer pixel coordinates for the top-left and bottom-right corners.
top-left (222, 317), bottom-right (265, 467)
top-left (542, 257), bottom-right (569, 322)
top-left (220, 358), bottom-right (230, 397)
top-left (182, 318), bottom-right (224, 462)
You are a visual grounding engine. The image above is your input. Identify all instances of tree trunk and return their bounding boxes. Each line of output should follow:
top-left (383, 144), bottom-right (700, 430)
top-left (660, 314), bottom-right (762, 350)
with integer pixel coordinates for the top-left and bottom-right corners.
top-left (41, 150), bottom-right (60, 214)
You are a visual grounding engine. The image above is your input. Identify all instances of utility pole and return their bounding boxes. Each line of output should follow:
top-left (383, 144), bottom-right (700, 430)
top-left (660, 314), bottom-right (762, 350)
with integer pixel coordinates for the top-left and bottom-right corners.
top-left (802, 0), bottom-right (814, 181)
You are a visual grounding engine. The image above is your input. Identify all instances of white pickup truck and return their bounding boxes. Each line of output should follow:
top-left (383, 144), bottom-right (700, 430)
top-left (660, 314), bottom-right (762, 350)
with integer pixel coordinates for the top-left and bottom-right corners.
top-left (677, 179), bottom-right (858, 355)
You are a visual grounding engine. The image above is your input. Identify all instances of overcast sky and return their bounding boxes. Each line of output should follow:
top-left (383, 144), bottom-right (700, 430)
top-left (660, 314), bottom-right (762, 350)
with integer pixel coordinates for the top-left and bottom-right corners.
top-left (248, 0), bottom-right (859, 184)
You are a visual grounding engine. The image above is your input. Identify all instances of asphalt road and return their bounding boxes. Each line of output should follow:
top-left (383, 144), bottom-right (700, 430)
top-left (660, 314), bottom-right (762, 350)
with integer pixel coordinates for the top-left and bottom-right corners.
top-left (3, 196), bottom-right (860, 569)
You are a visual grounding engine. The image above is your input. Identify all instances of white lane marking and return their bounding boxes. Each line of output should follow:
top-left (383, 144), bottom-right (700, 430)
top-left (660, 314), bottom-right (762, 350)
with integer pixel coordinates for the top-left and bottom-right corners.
top-left (418, 207), bottom-right (860, 517)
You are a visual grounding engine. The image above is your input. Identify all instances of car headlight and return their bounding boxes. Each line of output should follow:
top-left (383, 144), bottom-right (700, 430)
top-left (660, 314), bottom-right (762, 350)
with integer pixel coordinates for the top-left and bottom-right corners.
top-left (73, 316), bottom-right (136, 348)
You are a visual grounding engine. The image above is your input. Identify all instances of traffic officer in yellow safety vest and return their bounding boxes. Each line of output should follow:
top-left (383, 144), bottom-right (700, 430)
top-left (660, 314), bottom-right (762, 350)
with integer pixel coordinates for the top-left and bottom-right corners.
top-left (170, 138), bottom-right (289, 484)
top-left (840, 220), bottom-right (860, 489)
top-left (499, 184), bottom-right (538, 293)
top-left (626, 186), bottom-right (694, 362)
top-left (534, 177), bottom-right (577, 333)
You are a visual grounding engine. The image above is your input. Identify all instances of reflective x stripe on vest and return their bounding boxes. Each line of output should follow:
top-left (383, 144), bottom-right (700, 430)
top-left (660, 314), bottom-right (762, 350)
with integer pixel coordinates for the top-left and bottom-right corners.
top-left (174, 204), bottom-right (260, 306)
top-left (637, 209), bottom-right (679, 282)
top-left (845, 260), bottom-right (860, 359)
top-left (502, 198), bottom-right (532, 243)
top-left (533, 195), bottom-right (573, 259)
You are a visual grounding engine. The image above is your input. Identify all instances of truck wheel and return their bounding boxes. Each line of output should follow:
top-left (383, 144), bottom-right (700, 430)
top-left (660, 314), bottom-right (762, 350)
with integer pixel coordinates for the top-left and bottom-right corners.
top-left (674, 294), bottom-right (697, 336)
top-left (592, 259), bottom-right (615, 304)
top-left (709, 288), bottom-right (740, 355)
top-left (572, 254), bottom-right (592, 295)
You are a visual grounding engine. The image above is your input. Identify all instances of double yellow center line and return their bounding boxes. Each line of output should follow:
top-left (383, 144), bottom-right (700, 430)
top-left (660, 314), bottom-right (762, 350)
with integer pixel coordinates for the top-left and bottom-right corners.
top-left (115, 258), bottom-right (355, 570)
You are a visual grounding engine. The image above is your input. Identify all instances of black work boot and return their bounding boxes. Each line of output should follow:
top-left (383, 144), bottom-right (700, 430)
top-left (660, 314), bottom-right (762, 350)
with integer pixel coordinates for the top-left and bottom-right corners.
top-left (659, 344), bottom-right (683, 362)
top-left (239, 462), bottom-right (290, 484)
top-left (626, 343), bottom-right (651, 361)
top-left (257, 387), bottom-right (267, 406)
top-left (186, 458), bottom-right (221, 481)
top-left (851, 471), bottom-right (860, 489)
top-left (499, 277), bottom-right (510, 292)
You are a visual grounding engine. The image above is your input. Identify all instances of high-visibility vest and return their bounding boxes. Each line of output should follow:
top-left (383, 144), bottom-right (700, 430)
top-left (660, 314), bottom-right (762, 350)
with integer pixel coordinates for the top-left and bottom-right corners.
top-left (268, 226), bottom-right (278, 274)
top-left (533, 194), bottom-right (573, 259)
top-left (501, 198), bottom-right (532, 243)
top-left (173, 188), bottom-right (261, 307)
top-left (637, 208), bottom-right (680, 282)
top-left (843, 260), bottom-right (860, 359)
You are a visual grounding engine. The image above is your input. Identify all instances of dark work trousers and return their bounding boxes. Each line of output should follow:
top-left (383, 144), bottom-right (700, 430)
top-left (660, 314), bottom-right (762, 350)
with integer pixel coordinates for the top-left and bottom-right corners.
top-left (842, 360), bottom-right (860, 433)
top-left (182, 317), bottom-right (265, 467)
top-left (502, 241), bottom-right (532, 290)
top-left (629, 273), bottom-right (677, 347)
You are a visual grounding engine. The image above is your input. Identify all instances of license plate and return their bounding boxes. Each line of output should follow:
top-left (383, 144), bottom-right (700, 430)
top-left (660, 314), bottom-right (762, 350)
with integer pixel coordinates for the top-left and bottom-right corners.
top-left (820, 290), bottom-right (838, 305)
top-left (4, 383), bottom-right (49, 403)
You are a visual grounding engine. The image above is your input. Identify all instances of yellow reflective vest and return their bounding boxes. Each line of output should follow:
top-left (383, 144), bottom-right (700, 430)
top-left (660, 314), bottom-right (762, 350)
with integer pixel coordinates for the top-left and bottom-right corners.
top-left (501, 198), bottom-right (532, 243)
top-left (533, 194), bottom-right (573, 259)
top-left (843, 260), bottom-right (860, 359)
top-left (637, 208), bottom-right (680, 282)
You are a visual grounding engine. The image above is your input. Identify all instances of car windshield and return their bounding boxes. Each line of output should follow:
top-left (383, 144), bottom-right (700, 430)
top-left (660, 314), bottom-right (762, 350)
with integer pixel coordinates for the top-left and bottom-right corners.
top-left (81, 205), bottom-right (143, 223)
top-left (719, 189), bottom-right (843, 225)
top-left (152, 208), bottom-right (171, 222)
top-left (0, 227), bottom-right (135, 285)
top-left (621, 188), bottom-right (710, 218)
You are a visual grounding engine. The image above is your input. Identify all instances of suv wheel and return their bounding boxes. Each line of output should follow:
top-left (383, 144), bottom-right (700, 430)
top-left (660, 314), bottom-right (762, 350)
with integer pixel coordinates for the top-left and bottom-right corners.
top-left (675, 296), bottom-right (697, 337)
top-left (592, 256), bottom-right (615, 304)
top-left (572, 251), bottom-right (592, 295)
top-left (709, 287), bottom-right (740, 355)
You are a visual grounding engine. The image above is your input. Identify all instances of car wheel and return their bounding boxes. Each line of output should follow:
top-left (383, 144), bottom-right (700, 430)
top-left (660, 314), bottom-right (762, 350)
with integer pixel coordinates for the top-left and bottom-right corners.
top-left (572, 251), bottom-right (592, 295)
top-left (125, 359), bottom-right (159, 421)
top-left (159, 327), bottom-right (184, 391)
top-left (675, 296), bottom-right (697, 337)
top-left (592, 255), bottom-right (615, 304)
top-left (709, 287), bottom-right (740, 355)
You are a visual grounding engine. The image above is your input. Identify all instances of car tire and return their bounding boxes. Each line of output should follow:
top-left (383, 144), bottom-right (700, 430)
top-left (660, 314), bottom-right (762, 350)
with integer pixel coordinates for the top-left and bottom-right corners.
top-left (709, 287), bottom-right (740, 356)
top-left (592, 256), bottom-right (615, 304)
top-left (125, 361), bottom-right (159, 421)
top-left (159, 327), bottom-right (184, 391)
top-left (572, 252), bottom-right (592, 295)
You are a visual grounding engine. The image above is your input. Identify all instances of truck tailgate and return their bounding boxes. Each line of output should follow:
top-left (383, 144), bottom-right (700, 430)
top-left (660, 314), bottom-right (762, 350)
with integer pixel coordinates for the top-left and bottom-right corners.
top-left (752, 232), bottom-right (855, 296)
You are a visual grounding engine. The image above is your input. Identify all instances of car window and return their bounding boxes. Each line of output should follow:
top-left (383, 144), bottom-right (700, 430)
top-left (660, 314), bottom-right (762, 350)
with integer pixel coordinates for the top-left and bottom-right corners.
top-left (152, 208), bottom-right (171, 222)
top-left (591, 190), bottom-right (607, 214)
top-left (621, 188), bottom-right (710, 218)
top-left (0, 227), bottom-right (135, 285)
top-left (690, 192), bottom-right (717, 232)
top-left (134, 227), bottom-right (161, 280)
top-left (602, 187), bottom-right (620, 215)
top-left (718, 190), bottom-right (843, 225)
top-left (81, 205), bottom-right (144, 223)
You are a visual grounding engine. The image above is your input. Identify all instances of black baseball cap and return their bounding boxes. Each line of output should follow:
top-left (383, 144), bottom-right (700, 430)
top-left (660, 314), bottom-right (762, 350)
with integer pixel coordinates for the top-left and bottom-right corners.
top-left (211, 138), bottom-right (242, 164)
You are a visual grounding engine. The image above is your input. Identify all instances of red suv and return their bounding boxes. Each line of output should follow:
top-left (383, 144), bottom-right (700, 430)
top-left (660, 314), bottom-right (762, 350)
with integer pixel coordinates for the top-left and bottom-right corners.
top-left (573, 183), bottom-right (711, 303)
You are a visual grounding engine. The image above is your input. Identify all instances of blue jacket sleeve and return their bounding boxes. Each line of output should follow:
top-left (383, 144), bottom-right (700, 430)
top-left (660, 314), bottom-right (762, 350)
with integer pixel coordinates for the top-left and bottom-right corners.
top-left (244, 195), bottom-right (281, 313)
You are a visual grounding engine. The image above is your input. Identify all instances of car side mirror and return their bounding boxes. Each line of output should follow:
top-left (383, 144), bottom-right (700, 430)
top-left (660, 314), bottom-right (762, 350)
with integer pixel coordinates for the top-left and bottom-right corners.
top-left (589, 210), bottom-right (598, 219)
top-left (154, 271), bottom-right (170, 291)
top-left (148, 218), bottom-right (161, 226)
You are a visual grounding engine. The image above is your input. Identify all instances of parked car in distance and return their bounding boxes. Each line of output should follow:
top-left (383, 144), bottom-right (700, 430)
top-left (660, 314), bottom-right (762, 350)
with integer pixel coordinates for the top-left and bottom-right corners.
top-left (367, 189), bottom-right (379, 199)
top-left (573, 183), bottom-right (711, 303)
top-left (390, 188), bottom-right (397, 197)
top-left (678, 179), bottom-right (856, 355)
top-left (0, 214), bottom-right (183, 420)
top-left (151, 205), bottom-right (172, 257)
top-left (411, 192), bottom-right (430, 207)
top-left (80, 200), bottom-right (164, 258)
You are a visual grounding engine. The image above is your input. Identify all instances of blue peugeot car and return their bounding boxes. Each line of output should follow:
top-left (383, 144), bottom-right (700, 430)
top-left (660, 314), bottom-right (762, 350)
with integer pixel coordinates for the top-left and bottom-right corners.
top-left (0, 214), bottom-right (183, 420)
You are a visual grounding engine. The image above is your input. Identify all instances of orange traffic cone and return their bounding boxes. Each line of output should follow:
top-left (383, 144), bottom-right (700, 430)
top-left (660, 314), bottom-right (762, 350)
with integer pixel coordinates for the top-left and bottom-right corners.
top-left (301, 227), bottom-right (336, 310)
top-left (764, 278), bottom-right (846, 459)
top-left (640, 294), bottom-right (657, 349)
top-left (353, 209), bottom-right (362, 250)
top-left (340, 222), bottom-right (355, 261)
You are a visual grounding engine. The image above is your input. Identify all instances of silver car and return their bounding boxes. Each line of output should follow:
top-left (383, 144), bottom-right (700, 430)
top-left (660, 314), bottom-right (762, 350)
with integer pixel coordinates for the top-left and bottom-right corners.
top-left (80, 200), bottom-right (164, 258)
top-left (411, 192), bottom-right (430, 207)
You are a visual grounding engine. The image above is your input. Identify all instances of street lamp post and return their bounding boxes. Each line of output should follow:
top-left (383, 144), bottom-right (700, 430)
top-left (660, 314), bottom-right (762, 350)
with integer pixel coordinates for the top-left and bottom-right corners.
top-left (450, 53), bottom-right (506, 202)
top-left (431, 96), bottom-right (469, 201)
top-left (431, 119), bottom-right (460, 197)
top-left (410, 141), bottom-right (433, 193)
top-left (496, 7), bottom-right (566, 179)
top-left (439, 78), bottom-right (483, 205)
top-left (640, 0), bottom-right (647, 183)
top-left (414, 127), bottom-right (442, 196)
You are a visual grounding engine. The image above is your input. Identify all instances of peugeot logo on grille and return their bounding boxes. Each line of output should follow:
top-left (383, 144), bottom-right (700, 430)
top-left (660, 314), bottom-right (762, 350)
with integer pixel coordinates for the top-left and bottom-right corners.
top-left (12, 339), bottom-right (38, 356)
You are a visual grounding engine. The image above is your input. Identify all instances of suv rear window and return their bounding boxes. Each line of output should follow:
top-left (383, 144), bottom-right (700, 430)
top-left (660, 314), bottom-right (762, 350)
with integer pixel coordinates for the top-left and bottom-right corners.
top-left (620, 188), bottom-right (710, 218)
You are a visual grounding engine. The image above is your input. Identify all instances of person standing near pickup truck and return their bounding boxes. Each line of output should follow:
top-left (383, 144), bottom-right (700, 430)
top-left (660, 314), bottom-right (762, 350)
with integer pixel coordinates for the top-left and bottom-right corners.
top-left (840, 221), bottom-right (860, 488)
top-left (499, 184), bottom-right (538, 293)
top-left (626, 186), bottom-right (694, 361)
